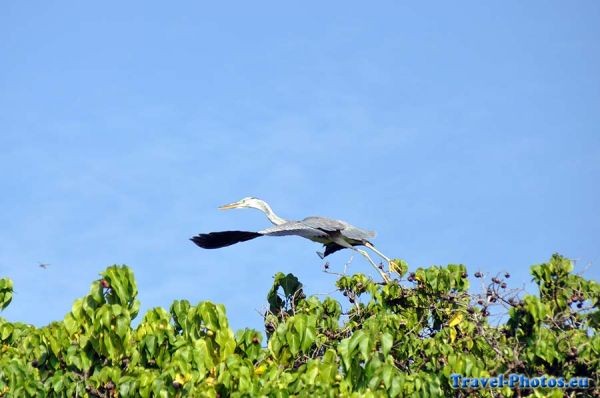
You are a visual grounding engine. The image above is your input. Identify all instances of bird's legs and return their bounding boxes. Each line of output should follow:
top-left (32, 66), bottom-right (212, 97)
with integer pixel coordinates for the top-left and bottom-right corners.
top-left (330, 236), bottom-right (390, 283)
top-left (364, 242), bottom-right (393, 267)
top-left (353, 248), bottom-right (391, 283)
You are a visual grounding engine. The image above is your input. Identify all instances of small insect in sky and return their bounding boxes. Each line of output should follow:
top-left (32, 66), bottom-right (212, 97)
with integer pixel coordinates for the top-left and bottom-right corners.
top-left (38, 262), bottom-right (50, 269)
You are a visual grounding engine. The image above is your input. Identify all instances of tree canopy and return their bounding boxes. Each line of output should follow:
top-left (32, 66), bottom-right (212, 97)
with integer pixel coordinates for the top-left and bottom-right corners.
top-left (0, 254), bottom-right (598, 397)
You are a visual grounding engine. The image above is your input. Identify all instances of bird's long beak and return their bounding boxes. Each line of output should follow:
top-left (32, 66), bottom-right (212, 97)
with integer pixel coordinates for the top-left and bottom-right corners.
top-left (218, 200), bottom-right (243, 210)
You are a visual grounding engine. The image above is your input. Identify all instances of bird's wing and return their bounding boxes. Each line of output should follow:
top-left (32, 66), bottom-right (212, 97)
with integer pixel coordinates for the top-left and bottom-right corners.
top-left (340, 226), bottom-right (376, 241)
top-left (191, 231), bottom-right (262, 249)
top-left (300, 216), bottom-right (346, 231)
top-left (301, 217), bottom-right (376, 240)
top-left (259, 221), bottom-right (329, 239)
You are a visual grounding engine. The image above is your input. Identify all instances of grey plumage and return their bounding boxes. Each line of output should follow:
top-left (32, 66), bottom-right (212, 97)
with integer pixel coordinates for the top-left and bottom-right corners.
top-left (191, 197), bottom-right (392, 282)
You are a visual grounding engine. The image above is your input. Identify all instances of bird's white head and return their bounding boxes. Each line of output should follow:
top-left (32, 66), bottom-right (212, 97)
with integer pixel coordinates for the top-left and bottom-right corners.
top-left (218, 197), bottom-right (286, 225)
top-left (218, 197), bottom-right (265, 211)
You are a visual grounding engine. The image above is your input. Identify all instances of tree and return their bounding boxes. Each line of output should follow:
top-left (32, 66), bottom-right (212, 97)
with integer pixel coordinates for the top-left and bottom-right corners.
top-left (0, 254), bottom-right (598, 397)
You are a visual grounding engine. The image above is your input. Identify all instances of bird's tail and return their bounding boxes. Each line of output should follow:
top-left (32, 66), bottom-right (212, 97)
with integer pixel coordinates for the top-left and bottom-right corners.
top-left (190, 231), bottom-right (262, 249)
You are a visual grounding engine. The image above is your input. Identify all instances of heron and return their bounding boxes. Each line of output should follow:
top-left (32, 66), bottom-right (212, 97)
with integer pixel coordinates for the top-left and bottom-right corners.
top-left (190, 197), bottom-right (392, 282)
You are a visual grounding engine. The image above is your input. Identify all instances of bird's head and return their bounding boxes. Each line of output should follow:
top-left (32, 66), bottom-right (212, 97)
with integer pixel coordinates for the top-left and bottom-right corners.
top-left (218, 197), bottom-right (265, 211)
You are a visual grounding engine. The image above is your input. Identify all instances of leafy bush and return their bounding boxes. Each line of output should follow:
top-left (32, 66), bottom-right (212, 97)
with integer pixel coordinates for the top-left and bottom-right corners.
top-left (0, 254), bottom-right (597, 397)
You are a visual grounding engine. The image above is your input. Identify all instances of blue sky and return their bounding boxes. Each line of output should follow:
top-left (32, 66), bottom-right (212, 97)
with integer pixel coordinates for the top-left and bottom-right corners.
top-left (1, 2), bottom-right (598, 332)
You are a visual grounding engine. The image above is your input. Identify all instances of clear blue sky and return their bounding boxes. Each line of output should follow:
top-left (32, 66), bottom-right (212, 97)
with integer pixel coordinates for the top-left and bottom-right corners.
top-left (1, 2), bottom-right (598, 332)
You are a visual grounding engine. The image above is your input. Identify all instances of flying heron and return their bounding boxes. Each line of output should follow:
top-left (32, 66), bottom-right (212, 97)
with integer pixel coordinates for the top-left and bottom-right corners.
top-left (190, 197), bottom-right (392, 282)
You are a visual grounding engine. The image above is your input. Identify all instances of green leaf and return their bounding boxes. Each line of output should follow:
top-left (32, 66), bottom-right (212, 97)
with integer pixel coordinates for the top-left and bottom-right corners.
top-left (146, 335), bottom-right (157, 357)
top-left (381, 332), bottom-right (393, 356)
top-left (0, 278), bottom-right (13, 311)
top-left (287, 330), bottom-right (301, 355)
top-left (338, 338), bottom-right (351, 370)
top-left (301, 323), bottom-right (316, 353)
top-left (358, 332), bottom-right (370, 360)
top-left (390, 259), bottom-right (408, 277)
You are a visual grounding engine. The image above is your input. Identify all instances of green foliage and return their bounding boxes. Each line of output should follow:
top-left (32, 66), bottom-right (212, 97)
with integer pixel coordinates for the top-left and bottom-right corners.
top-left (0, 255), bottom-right (597, 397)
top-left (0, 279), bottom-right (12, 311)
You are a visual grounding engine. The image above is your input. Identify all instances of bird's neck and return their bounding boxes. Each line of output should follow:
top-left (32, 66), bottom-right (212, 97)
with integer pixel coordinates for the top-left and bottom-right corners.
top-left (258, 202), bottom-right (286, 225)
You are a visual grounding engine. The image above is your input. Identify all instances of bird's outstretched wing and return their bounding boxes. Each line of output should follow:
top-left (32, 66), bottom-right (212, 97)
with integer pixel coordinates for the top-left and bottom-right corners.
top-left (191, 231), bottom-right (262, 249)
top-left (300, 217), bottom-right (376, 241)
top-left (259, 221), bottom-right (329, 239)
top-left (300, 216), bottom-right (346, 231)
